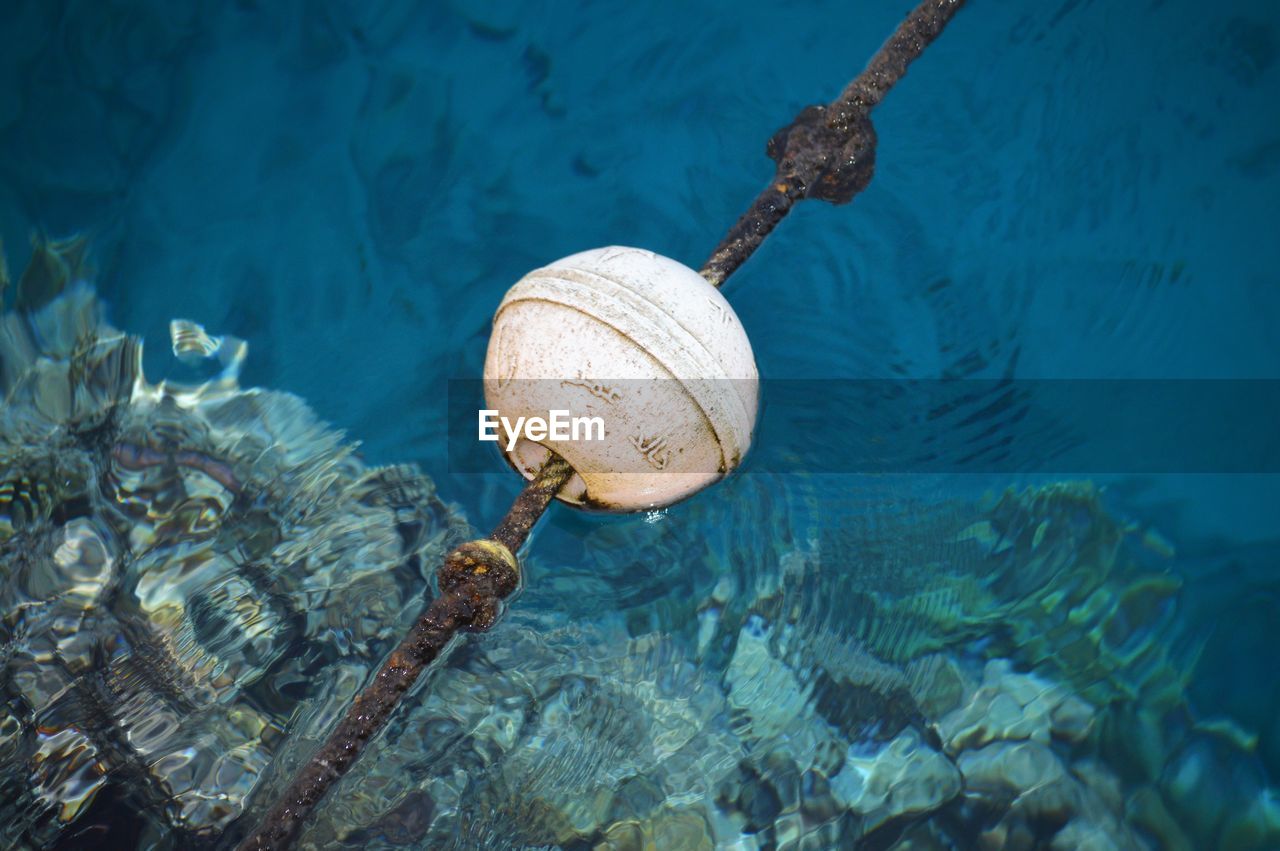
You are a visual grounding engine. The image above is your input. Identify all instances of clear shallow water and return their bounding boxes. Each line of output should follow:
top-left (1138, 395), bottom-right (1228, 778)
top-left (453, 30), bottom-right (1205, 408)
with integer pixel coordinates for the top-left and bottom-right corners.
top-left (1, 1), bottom-right (1279, 849)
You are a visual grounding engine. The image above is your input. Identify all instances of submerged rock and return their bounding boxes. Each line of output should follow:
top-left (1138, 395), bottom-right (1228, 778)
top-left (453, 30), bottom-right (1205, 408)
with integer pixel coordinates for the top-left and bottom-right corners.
top-left (598, 805), bottom-right (715, 851)
top-left (2, 275), bottom-right (1276, 850)
top-left (829, 728), bottom-right (960, 833)
top-left (0, 285), bottom-right (467, 846)
top-left (1159, 730), bottom-right (1280, 851)
top-left (957, 740), bottom-right (1145, 850)
top-left (939, 658), bottom-right (1096, 753)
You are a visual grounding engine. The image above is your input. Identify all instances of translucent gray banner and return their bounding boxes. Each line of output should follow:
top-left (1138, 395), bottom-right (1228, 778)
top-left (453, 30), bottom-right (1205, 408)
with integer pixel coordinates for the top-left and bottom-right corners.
top-left (447, 379), bottom-right (1280, 474)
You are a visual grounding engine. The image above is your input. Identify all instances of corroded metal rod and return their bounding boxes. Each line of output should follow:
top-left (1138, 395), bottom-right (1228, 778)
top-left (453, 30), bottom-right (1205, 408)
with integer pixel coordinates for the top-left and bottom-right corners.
top-left (235, 2), bottom-right (967, 844)
top-left (235, 455), bottom-right (574, 850)
top-left (700, 0), bottom-right (966, 287)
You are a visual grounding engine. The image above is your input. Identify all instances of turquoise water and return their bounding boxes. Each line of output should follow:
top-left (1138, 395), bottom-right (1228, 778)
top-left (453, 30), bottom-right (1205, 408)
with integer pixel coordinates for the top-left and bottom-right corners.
top-left (2, 0), bottom-right (1279, 848)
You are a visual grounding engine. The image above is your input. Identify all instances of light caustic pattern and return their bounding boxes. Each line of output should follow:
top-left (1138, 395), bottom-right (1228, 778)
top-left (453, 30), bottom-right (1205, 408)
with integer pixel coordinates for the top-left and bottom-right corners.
top-left (0, 278), bottom-right (466, 846)
top-left (4, 278), bottom-right (1277, 848)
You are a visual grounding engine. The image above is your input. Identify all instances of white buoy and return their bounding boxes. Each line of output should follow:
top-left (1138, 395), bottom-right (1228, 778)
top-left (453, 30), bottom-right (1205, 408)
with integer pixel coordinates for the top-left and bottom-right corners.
top-left (483, 246), bottom-right (758, 511)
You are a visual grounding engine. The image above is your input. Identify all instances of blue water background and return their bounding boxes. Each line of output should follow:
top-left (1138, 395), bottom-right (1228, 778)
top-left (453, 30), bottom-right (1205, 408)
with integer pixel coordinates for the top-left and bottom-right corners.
top-left (2, 0), bottom-right (1279, 776)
